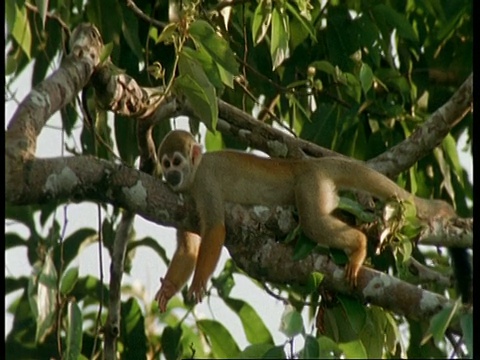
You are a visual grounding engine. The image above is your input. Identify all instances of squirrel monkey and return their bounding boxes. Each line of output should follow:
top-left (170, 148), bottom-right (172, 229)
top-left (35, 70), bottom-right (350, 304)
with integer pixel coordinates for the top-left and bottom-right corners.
top-left (155, 130), bottom-right (461, 311)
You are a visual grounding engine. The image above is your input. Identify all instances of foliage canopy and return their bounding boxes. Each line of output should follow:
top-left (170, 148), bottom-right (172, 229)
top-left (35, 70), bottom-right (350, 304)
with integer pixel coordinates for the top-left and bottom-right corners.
top-left (5, 0), bottom-right (472, 358)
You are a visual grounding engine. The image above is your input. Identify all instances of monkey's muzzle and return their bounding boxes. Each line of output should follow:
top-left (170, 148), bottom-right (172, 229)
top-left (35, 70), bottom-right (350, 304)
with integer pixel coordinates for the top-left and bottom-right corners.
top-left (165, 171), bottom-right (182, 188)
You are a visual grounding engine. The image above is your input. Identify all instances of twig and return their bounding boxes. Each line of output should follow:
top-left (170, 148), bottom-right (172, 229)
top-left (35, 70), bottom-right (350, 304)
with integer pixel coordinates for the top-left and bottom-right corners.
top-left (24, 2), bottom-right (71, 35)
top-left (91, 205), bottom-right (105, 359)
top-left (215, 0), bottom-right (251, 12)
top-left (125, 0), bottom-right (167, 29)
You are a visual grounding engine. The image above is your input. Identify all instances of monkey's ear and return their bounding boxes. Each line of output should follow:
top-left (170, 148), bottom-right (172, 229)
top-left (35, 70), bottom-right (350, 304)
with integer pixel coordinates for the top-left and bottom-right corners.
top-left (191, 143), bottom-right (202, 165)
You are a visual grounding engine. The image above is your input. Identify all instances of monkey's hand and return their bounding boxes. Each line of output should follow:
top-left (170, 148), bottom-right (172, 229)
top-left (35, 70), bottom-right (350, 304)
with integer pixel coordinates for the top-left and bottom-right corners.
top-left (188, 275), bottom-right (206, 304)
top-left (155, 277), bottom-right (178, 312)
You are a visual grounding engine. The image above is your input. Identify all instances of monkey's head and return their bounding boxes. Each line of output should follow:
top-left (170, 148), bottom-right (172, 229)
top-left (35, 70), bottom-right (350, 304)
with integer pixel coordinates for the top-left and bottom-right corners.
top-left (157, 130), bottom-right (203, 192)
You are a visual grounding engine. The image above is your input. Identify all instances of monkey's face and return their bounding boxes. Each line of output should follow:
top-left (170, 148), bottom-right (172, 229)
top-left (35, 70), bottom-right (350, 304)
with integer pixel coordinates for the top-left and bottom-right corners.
top-left (158, 130), bottom-right (202, 192)
top-left (160, 146), bottom-right (203, 192)
top-left (160, 151), bottom-right (191, 191)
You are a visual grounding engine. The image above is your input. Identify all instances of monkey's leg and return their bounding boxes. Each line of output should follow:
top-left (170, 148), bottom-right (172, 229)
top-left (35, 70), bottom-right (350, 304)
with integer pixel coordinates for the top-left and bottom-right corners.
top-left (188, 224), bottom-right (226, 302)
top-left (295, 178), bottom-right (367, 287)
top-left (156, 230), bottom-right (200, 312)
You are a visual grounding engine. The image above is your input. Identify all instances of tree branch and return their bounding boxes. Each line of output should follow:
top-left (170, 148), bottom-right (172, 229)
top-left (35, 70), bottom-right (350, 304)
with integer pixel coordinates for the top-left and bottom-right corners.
top-left (369, 73), bottom-right (473, 177)
top-left (104, 211), bottom-right (134, 359)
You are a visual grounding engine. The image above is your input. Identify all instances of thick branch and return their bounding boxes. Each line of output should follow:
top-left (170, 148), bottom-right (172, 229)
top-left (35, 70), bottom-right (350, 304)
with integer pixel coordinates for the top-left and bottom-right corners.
top-left (6, 23), bottom-right (102, 160)
top-left (369, 73), bottom-right (473, 177)
top-left (83, 38), bottom-right (473, 180)
top-left (5, 24), bottom-right (103, 204)
top-left (4, 153), bottom-right (470, 321)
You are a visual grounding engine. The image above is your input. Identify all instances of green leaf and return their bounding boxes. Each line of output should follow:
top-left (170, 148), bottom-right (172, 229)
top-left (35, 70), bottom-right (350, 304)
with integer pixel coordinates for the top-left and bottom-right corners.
top-left (5, 233), bottom-right (26, 250)
top-left (189, 19), bottom-right (239, 76)
top-left (238, 344), bottom-right (276, 358)
top-left (60, 267), bottom-right (79, 295)
top-left (121, 6), bottom-right (144, 60)
top-left (224, 298), bottom-right (274, 345)
top-left (279, 305), bottom-right (304, 337)
top-left (422, 302), bottom-right (458, 345)
top-left (433, 147), bottom-right (455, 202)
top-left (35, 0), bottom-right (49, 29)
top-left (211, 260), bottom-right (236, 298)
top-left (337, 295), bottom-right (366, 334)
top-left (5, 0), bottom-right (16, 34)
top-left (270, 5), bottom-right (290, 69)
top-left (344, 72), bottom-right (362, 103)
top-left (197, 319), bottom-right (240, 358)
top-left (205, 128), bottom-right (225, 151)
top-left (121, 298), bottom-right (147, 357)
top-left (337, 197), bottom-right (376, 222)
top-left (252, 0), bottom-right (272, 45)
top-left (6, 277), bottom-right (29, 295)
top-left (11, 4), bottom-right (32, 59)
top-left (285, 2), bottom-right (316, 42)
top-left (99, 42), bottom-right (114, 64)
top-left (301, 334), bottom-right (320, 358)
top-left (175, 62), bottom-right (218, 131)
top-left (54, 228), bottom-right (97, 269)
top-left (114, 114), bottom-right (138, 165)
top-left (338, 339), bottom-right (368, 358)
top-left (292, 231), bottom-right (316, 261)
top-left (6, 204), bottom-right (36, 231)
top-left (460, 312), bottom-right (473, 357)
top-left (157, 23), bottom-right (178, 44)
top-left (372, 4), bottom-right (418, 42)
top-left (161, 326), bottom-right (183, 360)
top-left (182, 46), bottom-right (225, 92)
top-left (263, 345), bottom-right (286, 359)
top-left (127, 237), bottom-right (169, 265)
top-left (310, 60), bottom-right (336, 75)
top-left (148, 26), bottom-right (159, 43)
top-left (70, 275), bottom-right (110, 302)
top-left (5, 51), bottom-right (18, 75)
top-left (306, 272), bottom-right (324, 293)
top-left (359, 63), bottom-right (374, 94)
top-left (35, 251), bottom-right (58, 343)
top-left (399, 238), bottom-right (412, 262)
top-left (442, 133), bottom-right (465, 187)
top-left (65, 301), bottom-right (83, 360)
top-left (318, 335), bottom-right (343, 358)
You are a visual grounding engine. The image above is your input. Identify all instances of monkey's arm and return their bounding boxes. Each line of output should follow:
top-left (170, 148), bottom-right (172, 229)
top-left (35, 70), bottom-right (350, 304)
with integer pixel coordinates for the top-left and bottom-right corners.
top-left (155, 230), bottom-right (200, 312)
top-left (188, 223), bottom-right (226, 302)
top-left (188, 183), bottom-right (227, 302)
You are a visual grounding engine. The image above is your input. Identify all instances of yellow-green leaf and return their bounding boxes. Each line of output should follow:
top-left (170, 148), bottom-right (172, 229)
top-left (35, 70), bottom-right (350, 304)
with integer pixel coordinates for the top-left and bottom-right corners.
top-left (12, 4), bottom-right (32, 59)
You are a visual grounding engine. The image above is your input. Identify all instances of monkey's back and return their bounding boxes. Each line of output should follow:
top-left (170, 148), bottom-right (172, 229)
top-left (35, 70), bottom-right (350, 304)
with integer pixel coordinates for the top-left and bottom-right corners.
top-left (196, 151), bottom-right (298, 206)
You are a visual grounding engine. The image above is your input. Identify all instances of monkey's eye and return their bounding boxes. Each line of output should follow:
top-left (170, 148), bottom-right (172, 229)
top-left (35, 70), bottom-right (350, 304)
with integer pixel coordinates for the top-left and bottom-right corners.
top-left (172, 156), bottom-right (182, 166)
top-left (162, 159), bottom-right (171, 169)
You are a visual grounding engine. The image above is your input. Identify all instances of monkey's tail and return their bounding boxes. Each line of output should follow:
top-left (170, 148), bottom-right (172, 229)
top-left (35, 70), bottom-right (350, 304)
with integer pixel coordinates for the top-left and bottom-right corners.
top-left (449, 247), bottom-right (472, 303)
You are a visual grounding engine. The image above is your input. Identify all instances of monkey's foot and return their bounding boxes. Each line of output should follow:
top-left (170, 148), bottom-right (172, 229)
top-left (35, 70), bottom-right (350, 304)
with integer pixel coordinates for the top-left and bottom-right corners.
top-left (155, 277), bottom-right (177, 313)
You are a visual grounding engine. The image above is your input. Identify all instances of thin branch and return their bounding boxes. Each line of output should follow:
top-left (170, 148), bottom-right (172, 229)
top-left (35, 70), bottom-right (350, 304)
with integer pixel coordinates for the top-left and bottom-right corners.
top-left (24, 2), bottom-right (71, 35)
top-left (125, 0), bottom-right (167, 29)
top-left (215, 0), bottom-right (251, 12)
top-left (91, 205), bottom-right (105, 359)
top-left (104, 211), bottom-right (135, 359)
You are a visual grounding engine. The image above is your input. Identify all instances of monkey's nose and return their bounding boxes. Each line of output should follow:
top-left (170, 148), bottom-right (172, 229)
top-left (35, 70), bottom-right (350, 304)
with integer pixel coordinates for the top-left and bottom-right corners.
top-left (165, 172), bottom-right (182, 187)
